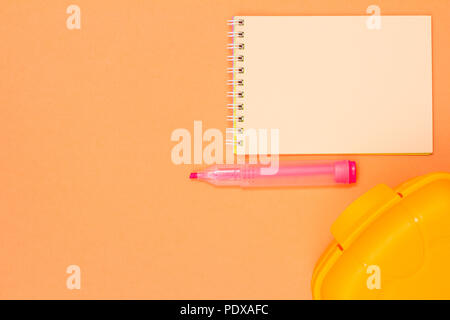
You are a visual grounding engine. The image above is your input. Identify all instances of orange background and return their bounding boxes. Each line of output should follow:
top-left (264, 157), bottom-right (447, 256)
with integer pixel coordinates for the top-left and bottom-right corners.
top-left (0, 0), bottom-right (449, 299)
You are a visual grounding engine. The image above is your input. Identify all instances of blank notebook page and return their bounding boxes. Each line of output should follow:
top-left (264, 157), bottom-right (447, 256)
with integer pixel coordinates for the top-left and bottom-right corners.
top-left (231, 16), bottom-right (433, 155)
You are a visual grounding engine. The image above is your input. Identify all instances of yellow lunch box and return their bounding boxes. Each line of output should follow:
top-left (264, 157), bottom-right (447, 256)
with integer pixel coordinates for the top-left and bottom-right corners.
top-left (312, 172), bottom-right (450, 299)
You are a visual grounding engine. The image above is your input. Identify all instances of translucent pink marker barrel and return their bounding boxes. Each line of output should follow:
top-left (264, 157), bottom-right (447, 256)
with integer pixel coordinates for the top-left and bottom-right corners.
top-left (190, 160), bottom-right (356, 187)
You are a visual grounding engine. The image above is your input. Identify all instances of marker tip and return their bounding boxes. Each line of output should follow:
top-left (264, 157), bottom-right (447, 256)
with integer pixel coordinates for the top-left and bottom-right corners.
top-left (189, 172), bottom-right (198, 179)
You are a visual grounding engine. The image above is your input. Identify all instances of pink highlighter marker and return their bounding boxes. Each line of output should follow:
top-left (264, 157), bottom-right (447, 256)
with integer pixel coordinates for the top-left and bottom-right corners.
top-left (190, 160), bottom-right (356, 187)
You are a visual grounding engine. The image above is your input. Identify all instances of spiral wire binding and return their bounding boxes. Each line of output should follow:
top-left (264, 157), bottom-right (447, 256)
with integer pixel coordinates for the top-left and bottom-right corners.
top-left (227, 18), bottom-right (245, 149)
top-left (227, 55), bottom-right (244, 62)
top-left (227, 19), bottom-right (244, 26)
top-left (227, 79), bottom-right (244, 85)
top-left (227, 103), bottom-right (244, 110)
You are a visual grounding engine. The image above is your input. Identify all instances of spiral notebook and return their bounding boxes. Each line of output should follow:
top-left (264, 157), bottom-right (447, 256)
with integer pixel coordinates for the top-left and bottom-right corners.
top-left (227, 16), bottom-right (433, 155)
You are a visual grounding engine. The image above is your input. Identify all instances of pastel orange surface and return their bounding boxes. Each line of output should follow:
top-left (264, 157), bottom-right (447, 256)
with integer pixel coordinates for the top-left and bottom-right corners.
top-left (0, 0), bottom-right (449, 299)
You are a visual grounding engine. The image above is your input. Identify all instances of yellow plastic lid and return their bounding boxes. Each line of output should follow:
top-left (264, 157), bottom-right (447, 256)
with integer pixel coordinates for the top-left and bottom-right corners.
top-left (312, 173), bottom-right (450, 299)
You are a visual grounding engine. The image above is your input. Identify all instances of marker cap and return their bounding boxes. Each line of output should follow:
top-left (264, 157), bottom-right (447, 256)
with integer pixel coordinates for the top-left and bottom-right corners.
top-left (334, 160), bottom-right (357, 184)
